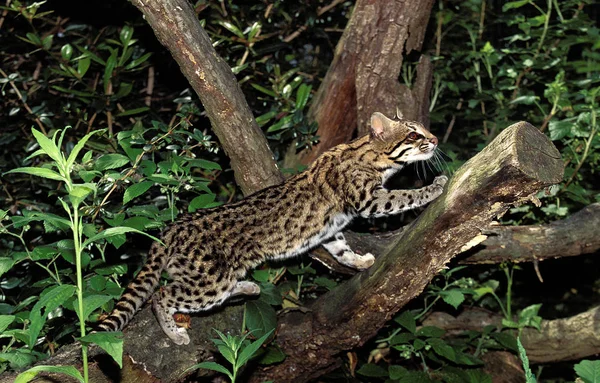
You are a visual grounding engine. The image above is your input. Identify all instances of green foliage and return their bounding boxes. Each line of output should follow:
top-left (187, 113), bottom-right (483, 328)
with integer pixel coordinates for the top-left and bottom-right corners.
top-left (188, 329), bottom-right (273, 383)
top-left (575, 360), bottom-right (600, 383)
top-left (517, 337), bottom-right (537, 383)
top-left (431, 0), bottom-right (599, 221)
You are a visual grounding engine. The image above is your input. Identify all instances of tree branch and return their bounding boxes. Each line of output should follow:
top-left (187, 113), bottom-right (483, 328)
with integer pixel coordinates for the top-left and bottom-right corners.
top-left (252, 121), bottom-right (563, 382)
top-left (459, 203), bottom-right (600, 264)
top-left (129, 0), bottom-right (283, 195)
top-left (423, 305), bottom-right (600, 364)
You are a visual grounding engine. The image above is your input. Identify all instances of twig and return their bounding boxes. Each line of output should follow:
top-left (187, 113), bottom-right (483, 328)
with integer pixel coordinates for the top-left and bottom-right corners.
top-left (443, 99), bottom-right (462, 144)
top-left (0, 0), bottom-right (10, 30)
top-left (283, 0), bottom-right (345, 43)
top-left (0, 68), bottom-right (47, 134)
top-left (145, 66), bottom-right (155, 106)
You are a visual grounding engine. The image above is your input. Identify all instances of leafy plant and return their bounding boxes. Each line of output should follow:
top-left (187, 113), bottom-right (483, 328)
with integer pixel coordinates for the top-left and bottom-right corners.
top-left (189, 329), bottom-right (273, 382)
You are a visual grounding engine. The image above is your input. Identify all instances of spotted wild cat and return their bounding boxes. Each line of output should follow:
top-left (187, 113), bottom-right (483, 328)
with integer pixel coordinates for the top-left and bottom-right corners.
top-left (98, 112), bottom-right (448, 345)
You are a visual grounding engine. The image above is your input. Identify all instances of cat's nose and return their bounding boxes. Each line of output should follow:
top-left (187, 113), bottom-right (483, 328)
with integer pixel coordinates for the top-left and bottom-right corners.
top-left (430, 136), bottom-right (438, 146)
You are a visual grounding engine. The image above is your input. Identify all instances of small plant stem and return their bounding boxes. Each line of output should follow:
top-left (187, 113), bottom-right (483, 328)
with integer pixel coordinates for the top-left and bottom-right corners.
top-left (490, 291), bottom-right (509, 319)
top-left (505, 265), bottom-right (513, 319)
top-left (72, 206), bottom-right (89, 382)
top-left (536, 0), bottom-right (553, 55)
top-left (414, 295), bottom-right (441, 321)
top-left (564, 108), bottom-right (597, 188)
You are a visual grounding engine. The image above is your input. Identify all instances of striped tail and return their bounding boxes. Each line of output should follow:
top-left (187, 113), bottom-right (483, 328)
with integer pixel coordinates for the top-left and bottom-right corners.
top-left (98, 242), bottom-right (168, 331)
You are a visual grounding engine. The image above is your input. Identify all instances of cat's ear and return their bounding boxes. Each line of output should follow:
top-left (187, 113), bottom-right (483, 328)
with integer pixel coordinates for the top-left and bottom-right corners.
top-left (395, 106), bottom-right (404, 120)
top-left (370, 112), bottom-right (394, 139)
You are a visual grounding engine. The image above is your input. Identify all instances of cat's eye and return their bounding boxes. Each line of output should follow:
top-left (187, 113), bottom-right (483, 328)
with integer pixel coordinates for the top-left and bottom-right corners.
top-left (408, 132), bottom-right (419, 140)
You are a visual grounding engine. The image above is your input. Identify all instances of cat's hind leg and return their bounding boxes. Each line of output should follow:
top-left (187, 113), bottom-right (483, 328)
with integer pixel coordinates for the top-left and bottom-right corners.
top-left (323, 232), bottom-right (375, 270)
top-left (152, 283), bottom-right (191, 345)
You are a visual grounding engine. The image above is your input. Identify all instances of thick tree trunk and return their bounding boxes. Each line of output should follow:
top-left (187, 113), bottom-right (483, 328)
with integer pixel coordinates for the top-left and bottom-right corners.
top-left (129, 0), bottom-right (283, 195)
top-left (251, 122), bottom-right (563, 382)
top-left (297, 0), bottom-right (435, 165)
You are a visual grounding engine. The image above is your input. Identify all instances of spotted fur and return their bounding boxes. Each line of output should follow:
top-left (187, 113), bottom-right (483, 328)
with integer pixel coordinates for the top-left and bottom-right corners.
top-left (98, 112), bottom-right (447, 345)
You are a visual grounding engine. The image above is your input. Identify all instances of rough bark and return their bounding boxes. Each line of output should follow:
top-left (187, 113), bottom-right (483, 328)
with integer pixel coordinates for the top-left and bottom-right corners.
top-left (459, 203), bottom-right (600, 264)
top-left (129, 0), bottom-right (283, 195)
top-left (297, 0), bottom-right (435, 165)
top-left (251, 122), bottom-right (563, 382)
top-left (423, 305), bottom-right (600, 364)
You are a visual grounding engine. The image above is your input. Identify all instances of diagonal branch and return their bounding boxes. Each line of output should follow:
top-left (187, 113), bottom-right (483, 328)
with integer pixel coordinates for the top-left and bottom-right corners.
top-left (129, 0), bottom-right (283, 195)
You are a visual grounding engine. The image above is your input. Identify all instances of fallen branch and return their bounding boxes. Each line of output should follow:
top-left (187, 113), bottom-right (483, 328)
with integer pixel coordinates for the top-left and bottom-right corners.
top-left (460, 203), bottom-right (600, 265)
top-left (423, 305), bottom-right (600, 364)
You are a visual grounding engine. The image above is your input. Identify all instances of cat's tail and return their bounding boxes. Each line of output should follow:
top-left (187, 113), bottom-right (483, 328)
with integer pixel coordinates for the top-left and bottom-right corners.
top-left (97, 241), bottom-right (168, 332)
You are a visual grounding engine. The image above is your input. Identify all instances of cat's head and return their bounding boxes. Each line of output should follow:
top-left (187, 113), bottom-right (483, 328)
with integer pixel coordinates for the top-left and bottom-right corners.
top-left (369, 112), bottom-right (438, 166)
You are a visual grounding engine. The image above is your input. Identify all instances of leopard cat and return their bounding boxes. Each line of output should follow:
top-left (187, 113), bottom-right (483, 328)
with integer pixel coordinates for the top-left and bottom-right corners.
top-left (98, 112), bottom-right (448, 345)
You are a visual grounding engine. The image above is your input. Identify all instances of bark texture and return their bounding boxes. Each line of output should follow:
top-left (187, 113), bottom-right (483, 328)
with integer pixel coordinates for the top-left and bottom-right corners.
top-left (460, 203), bottom-right (600, 264)
top-left (298, 0), bottom-right (435, 164)
top-left (252, 122), bottom-right (563, 382)
top-left (129, 0), bottom-right (283, 195)
top-left (423, 305), bottom-right (600, 364)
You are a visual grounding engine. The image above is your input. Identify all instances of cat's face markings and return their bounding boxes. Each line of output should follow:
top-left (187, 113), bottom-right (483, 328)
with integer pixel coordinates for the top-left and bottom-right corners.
top-left (369, 112), bottom-right (439, 165)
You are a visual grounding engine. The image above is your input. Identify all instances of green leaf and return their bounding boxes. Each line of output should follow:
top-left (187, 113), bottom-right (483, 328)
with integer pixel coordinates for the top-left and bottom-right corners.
top-left (77, 56), bottom-right (91, 77)
top-left (216, 20), bottom-right (245, 38)
top-left (517, 337), bottom-right (536, 383)
top-left (83, 226), bottom-right (159, 248)
top-left (0, 257), bottom-right (16, 278)
top-left (357, 363), bottom-right (389, 377)
top-left (427, 338), bottom-right (456, 362)
top-left (119, 25), bottom-right (134, 46)
top-left (0, 315), bottom-right (15, 332)
top-left (251, 83), bottom-right (276, 98)
top-left (0, 350), bottom-right (38, 369)
top-left (123, 181), bottom-right (154, 204)
top-left (66, 129), bottom-right (104, 171)
top-left (188, 158), bottom-right (222, 170)
top-left (103, 49), bottom-right (118, 93)
top-left (259, 283), bottom-right (282, 305)
top-left (394, 311), bottom-right (416, 334)
top-left (125, 52), bottom-right (152, 70)
top-left (94, 153), bottom-right (130, 171)
top-left (295, 84), bottom-right (311, 110)
top-left (15, 365), bottom-right (84, 383)
top-left (502, 0), bottom-right (530, 11)
top-left (61, 44), bottom-right (73, 60)
top-left (575, 360), bottom-right (600, 383)
top-left (74, 294), bottom-right (112, 322)
top-left (116, 107), bottom-right (150, 117)
top-left (188, 193), bottom-right (216, 212)
top-left (28, 285), bottom-right (77, 348)
top-left (191, 361), bottom-right (232, 379)
top-left (548, 117), bottom-right (575, 141)
top-left (259, 345), bottom-right (286, 365)
top-left (509, 95), bottom-right (539, 105)
top-left (389, 365), bottom-right (408, 380)
top-left (31, 128), bottom-right (63, 166)
top-left (4, 167), bottom-right (66, 182)
top-left (245, 300), bottom-right (277, 339)
top-left (80, 332), bottom-right (123, 368)
top-left (236, 329), bottom-right (273, 369)
top-left (491, 332), bottom-right (518, 352)
top-left (69, 185), bottom-right (94, 207)
top-left (440, 289), bottom-right (465, 309)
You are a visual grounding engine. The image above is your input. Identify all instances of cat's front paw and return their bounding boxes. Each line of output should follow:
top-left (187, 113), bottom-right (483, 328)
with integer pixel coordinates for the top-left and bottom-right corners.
top-left (354, 253), bottom-right (375, 270)
top-left (434, 175), bottom-right (448, 188)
